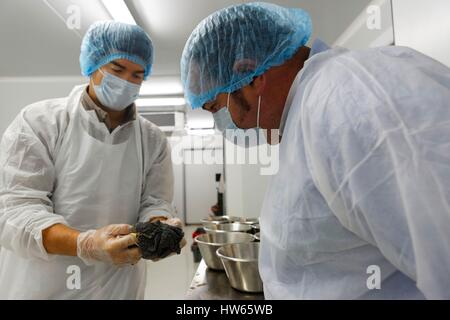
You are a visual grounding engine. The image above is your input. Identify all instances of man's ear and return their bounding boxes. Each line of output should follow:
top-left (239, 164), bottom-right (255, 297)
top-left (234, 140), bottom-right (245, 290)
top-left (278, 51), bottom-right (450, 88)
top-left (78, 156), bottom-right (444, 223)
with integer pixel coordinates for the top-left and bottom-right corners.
top-left (251, 74), bottom-right (266, 96)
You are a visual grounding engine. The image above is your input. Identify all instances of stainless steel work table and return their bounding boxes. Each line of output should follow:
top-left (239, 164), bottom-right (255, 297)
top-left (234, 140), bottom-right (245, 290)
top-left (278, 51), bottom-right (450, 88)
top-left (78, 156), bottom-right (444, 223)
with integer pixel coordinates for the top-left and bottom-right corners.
top-left (185, 260), bottom-right (265, 300)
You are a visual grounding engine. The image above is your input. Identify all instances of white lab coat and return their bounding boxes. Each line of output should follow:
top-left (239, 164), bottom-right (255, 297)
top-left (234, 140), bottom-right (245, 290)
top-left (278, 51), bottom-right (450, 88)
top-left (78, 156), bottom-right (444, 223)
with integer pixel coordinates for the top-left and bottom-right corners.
top-left (260, 46), bottom-right (450, 300)
top-left (0, 85), bottom-right (174, 299)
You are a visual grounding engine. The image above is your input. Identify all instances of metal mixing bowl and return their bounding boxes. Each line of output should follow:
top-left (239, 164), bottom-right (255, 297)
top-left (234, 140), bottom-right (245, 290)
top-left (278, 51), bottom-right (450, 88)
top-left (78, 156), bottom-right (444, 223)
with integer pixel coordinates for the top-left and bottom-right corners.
top-left (216, 242), bottom-right (263, 293)
top-left (201, 216), bottom-right (243, 226)
top-left (195, 232), bottom-right (255, 270)
top-left (241, 218), bottom-right (260, 225)
top-left (204, 222), bottom-right (252, 234)
top-left (250, 223), bottom-right (260, 234)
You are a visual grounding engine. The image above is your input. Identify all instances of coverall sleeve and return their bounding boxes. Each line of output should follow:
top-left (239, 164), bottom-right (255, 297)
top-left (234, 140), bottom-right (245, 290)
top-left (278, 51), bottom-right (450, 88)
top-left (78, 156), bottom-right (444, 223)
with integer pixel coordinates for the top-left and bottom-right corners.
top-left (0, 110), bottom-right (67, 261)
top-left (138, 132), bottom-right (175, 223)
top-left (301, 54), bottom-right (450, 299)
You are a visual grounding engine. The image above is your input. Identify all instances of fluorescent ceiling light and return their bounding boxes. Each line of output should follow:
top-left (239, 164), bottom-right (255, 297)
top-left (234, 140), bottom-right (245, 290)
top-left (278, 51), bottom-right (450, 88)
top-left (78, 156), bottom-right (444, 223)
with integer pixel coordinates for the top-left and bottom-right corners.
top-left (140, 82), bottom-right (184, 96)
top-left (101, 0), bottom-right (136, 25)
top-left (136, 98), bottom-right (186, 107)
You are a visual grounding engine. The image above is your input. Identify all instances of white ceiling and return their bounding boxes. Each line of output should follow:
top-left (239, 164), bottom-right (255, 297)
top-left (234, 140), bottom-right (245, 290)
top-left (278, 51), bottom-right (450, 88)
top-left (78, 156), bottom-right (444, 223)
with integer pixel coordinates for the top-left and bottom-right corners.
top-left (0, 0), bottom-right (372, 78)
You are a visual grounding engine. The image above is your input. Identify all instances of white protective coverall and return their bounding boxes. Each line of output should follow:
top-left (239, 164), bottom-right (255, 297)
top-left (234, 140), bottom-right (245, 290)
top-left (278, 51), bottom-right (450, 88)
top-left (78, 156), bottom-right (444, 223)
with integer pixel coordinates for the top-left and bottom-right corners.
top-left (0, 85), bottom-right (174, 299)
top-left (260, 45), bottom-right (450, 300)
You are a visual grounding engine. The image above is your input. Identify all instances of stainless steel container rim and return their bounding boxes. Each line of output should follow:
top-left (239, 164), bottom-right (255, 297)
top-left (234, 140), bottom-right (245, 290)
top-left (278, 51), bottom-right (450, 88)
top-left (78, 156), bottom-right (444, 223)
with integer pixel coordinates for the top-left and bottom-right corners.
top-left (203, 228), bottom-right (250, 233)
top-left (201, 216), bottom-right (242, 223)
top-left (200, 219), bottom-right (230, 223)
top-left (242, 220), bottom-right (259, 225)
top-left (204, 222), bottom-right (253, 233)
top-left (216, 245), bottom-right (259, 263)
top-left (194, 233), bottom-right (255, 246)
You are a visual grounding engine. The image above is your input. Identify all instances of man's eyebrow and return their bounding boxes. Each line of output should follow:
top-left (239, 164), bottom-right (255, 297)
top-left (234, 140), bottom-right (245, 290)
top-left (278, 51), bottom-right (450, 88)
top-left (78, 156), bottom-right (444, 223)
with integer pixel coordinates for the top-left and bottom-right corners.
top-left (111, 61), bottom-right (144, 74)
top-left (111, 61), bottom-right (126, 69)
top-left (204, 102), bottom-right (216, 111)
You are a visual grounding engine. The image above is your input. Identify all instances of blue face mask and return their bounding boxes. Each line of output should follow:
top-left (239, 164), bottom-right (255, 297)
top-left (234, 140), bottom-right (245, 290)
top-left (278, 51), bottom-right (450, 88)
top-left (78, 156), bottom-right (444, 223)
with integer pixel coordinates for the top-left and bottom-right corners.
top-left (213, 106), bottom-right (239, 132)
top-left (213, 93), bottom-right (265, 147)
top-left (93, 69), bottom-right (141, 111)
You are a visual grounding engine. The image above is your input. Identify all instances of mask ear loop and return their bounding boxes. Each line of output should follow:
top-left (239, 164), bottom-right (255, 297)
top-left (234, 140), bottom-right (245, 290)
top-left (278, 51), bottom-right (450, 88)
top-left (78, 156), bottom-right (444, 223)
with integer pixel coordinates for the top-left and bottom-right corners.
top-left (94, 68), bottom-right (107, 88)
top-left (257, 95), bottom-right (262, 129)
top-left (96, 67), bottom-right (108, 80)
top-left (227, 92), bottom-right (231, 109)
top-left (92, 68), bottom-right (103, 84)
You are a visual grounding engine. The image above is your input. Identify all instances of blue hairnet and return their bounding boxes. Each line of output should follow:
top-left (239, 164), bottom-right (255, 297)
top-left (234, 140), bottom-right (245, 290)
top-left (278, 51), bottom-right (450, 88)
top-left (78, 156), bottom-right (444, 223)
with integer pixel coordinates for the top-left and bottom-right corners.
top-left (181, 2), bottom-right (312, 109)
top-left (80, 21), bottom-right (153, 79)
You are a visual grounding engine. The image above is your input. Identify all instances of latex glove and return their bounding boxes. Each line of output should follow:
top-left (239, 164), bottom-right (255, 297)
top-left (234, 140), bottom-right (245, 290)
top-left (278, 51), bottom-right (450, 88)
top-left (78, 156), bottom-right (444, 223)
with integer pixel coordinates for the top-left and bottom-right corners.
top-left (77, 224), bottom-right (141, 267)
top-left (163, 217), bottom-right (183, 229)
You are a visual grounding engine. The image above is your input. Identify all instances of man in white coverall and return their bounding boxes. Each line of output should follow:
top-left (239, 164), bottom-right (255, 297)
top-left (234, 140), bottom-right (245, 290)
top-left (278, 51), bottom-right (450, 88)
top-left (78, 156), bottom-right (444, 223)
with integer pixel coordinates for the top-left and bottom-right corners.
top-left (181, 3), bottom-right (450, 299)
top-left (0, 21), bottom-right (186, 299)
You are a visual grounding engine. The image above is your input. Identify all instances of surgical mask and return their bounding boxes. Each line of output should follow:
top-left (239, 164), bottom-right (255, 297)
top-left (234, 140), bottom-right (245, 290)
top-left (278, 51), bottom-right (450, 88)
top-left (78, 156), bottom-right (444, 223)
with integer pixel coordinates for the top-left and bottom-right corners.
top-left (93, 69), bottom-right (141, 111)
top-left (214, 93), bottom-right (265, 147)
top-left (213, 93), bottom-right (239, 132)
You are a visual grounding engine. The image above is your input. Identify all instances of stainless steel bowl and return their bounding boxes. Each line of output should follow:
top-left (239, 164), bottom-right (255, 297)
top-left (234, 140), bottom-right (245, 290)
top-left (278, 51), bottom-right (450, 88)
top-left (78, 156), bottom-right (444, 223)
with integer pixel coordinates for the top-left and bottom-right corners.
top-left (195, 232), bottom-right (255, 270)
top-left (241, 218), bottom-right (260, 225)
top-left (254, 232), bottom-right (260, 241)
top-left (250, 223), bottom-right (260, 234)
top-left (216, 242), bottom-right (263, 293)
top-left (201, 216), bottom-right (243, 226)
top-left (204, 222), bottom-right (252, 234)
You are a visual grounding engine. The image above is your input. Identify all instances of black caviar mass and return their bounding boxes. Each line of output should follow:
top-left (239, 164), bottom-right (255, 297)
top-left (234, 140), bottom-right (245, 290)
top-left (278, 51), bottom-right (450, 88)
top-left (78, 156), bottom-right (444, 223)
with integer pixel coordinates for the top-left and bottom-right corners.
top-left (133, 221), bottom-right (184, 260)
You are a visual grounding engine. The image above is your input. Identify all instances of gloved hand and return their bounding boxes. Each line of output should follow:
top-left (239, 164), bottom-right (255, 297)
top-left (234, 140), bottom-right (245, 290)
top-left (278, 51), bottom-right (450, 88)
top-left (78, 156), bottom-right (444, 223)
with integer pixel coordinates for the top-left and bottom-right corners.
top-left (148, 216), bottom-right (183, 228)
top-left (163, 217), bottom-right (183, 229)
top-left (77, 224), bottom-right (141, 267)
